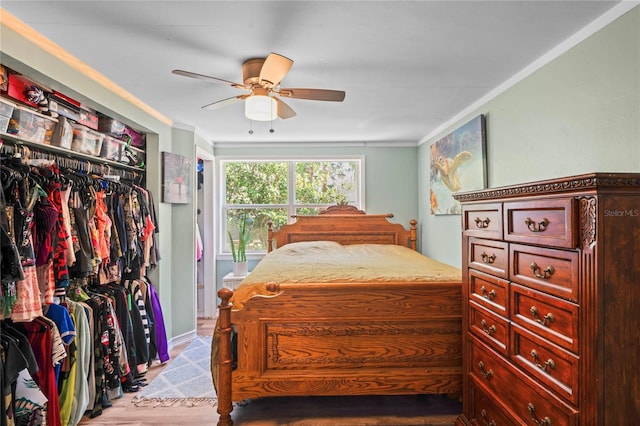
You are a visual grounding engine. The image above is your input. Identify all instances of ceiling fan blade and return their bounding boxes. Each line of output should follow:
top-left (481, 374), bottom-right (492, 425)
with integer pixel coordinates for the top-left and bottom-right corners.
top-left (274, 97), bottom-right (297, 119)
top-left (202, 94), bottom-right (249, 110)
top-left (259, 53), bottom-right (293, 87)
top-left (172, 69), bottom-right (247, 89)
top-left (278, 88), bottom-right (345, 102)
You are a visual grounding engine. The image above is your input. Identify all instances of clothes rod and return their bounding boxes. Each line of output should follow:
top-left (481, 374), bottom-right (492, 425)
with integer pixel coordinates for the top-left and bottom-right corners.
top-left (0, 139), bottom-right (144, 183)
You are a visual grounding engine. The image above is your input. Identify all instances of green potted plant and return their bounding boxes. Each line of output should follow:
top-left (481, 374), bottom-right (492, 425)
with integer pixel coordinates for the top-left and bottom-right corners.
top-left (228, 211), bottom-right (251, 276)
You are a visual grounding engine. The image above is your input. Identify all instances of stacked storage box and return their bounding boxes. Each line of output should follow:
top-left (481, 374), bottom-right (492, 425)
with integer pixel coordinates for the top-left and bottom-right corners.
top-left (0, 97), bottom-right (16, 133)
top-left (71, 123), bottom-right (104, 156)
top-left (7, 105), bottom-right (58, 144)
top-left (50, 116), bottom-right (74, 149)
top-left (100, 135), bottom-right (124, 161)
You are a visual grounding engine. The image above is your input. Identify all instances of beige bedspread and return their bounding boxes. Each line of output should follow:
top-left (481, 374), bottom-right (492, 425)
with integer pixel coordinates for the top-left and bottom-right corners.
top-left (230, 241), bottom-right (462, 310)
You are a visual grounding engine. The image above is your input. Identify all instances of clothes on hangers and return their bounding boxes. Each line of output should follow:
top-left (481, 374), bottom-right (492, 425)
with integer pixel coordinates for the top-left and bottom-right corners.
top-left (1, 145), bottom-right (166, 426)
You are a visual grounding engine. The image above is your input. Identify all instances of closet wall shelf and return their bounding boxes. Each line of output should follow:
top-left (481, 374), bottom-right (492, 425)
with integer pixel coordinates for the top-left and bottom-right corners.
top-left (1, 132), bottom-right (145, 173)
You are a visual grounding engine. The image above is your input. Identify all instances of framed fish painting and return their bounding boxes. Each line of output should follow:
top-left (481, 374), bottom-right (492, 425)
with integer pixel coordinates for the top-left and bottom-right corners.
top-left (429, 114), bottom-right (487, 215)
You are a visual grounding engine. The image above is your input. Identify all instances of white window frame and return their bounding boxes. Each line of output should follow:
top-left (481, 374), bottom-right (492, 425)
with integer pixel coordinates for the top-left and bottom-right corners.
top-left (216, 155), bottom-right (365, 259)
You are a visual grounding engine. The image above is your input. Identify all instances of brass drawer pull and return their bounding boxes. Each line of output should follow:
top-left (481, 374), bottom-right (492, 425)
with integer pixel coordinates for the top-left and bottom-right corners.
top-left (524, 217), bottom-right (549, 232)
top-left (530, 262), bottom-right (555, 280)
top-left (530, 349), bottom-right (556, 372)
top-left (527, 402), bottom-right (552, 426)
top-left (480, 285), bottom-right (496, 300)
top-left (480, 252), bottom-right (497, 264)
top-left (480, 409), bottom-right (497, 426)
top-left (475, 217), bottom-right (491, 228)
top-left (480, 319), bottom-right (497, 336)
top-left (478, 361), bottom-right (493, 379)
top-left (530, 306), bottom-right (555, 326)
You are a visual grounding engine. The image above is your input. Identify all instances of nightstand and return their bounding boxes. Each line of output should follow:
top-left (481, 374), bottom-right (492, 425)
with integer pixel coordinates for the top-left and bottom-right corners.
top-left (222, 271), bottom-right (249, 290)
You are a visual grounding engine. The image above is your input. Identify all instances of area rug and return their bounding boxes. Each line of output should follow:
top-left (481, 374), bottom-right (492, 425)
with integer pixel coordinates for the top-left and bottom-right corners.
top-left (132, 336), bottom-right (217, 407)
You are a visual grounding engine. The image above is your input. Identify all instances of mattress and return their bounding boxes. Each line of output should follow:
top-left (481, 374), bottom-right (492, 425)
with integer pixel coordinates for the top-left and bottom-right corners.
top-left (230, 241), bottom-right (462, 309)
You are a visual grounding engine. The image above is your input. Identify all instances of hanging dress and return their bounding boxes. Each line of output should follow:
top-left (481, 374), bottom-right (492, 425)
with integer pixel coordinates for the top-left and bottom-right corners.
top-left (9, 182), bottom-right (43, 322)
top-left (45, 164), bottom-right (70, 289)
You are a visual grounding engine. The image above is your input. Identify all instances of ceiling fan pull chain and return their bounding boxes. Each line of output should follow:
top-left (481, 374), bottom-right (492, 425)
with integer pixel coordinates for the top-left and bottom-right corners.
top-left (270, 102), bottom-right (275, 133)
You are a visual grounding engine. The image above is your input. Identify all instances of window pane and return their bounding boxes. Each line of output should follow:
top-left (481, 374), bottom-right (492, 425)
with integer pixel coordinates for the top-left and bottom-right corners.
top-left (226, 208), bottom-right (288, 252)
top-left (295, 161), bottom-right (358, 205)
top-left (222, 158), bottom-right (361, 254)
top-left (295, 207), bottom-right (323, 216)
top-left (225, 161), bottom-right (288, 204)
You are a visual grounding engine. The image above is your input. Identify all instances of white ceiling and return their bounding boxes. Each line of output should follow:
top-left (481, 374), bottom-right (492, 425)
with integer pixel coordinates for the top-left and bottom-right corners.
top-left (1, 1), bottom-right (625, 145)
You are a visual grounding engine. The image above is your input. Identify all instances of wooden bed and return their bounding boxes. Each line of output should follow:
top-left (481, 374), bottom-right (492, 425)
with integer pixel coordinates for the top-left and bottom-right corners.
top-left (213, 205), bottom-right (462, 426)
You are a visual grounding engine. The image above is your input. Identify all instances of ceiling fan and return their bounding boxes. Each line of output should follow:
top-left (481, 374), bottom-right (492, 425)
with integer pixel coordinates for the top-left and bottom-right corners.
top-left (172, 52), bottom-right (345, 121)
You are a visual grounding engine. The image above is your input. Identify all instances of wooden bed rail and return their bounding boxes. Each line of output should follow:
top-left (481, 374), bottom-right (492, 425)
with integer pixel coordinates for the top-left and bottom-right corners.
top-left (216, 287), bottom-right (234, 426)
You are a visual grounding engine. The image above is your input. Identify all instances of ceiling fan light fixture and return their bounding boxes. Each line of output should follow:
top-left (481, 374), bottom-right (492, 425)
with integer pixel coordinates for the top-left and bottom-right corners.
top-left (174, 52), bottom-right (344, 121)
top-left (245, 95), bottom-right (277, 121)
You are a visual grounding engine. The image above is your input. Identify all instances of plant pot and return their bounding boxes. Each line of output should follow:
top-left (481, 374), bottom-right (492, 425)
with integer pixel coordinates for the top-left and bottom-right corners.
top-left (232, 261), bottom-right (248, 277)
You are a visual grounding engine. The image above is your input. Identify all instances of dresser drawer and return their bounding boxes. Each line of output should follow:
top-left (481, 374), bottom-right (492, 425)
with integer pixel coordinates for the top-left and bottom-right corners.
top-left (469, 238), bottom-right (508, 279)
top-left (462, 203), bottom-right (503, 239)
top-left (504, 198), bottom-right (576, 249)
top-left (511, 283), bottom-right (578, 353)
top-left (470, 383), bottom-right (516, 426)
top-left (469, 269), bottom-right (508, 316)
top-left (469, 337), bottom-right (578, 426)
top-left (511, 324), bottom-right (579, 405)
top-left (510, 243), bottom-right (579, 302)
top-left (469, 301), bottom-right (508, 355)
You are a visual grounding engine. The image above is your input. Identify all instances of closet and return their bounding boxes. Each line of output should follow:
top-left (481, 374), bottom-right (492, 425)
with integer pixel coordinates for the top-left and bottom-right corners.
top-left (1, 66), bottom-right (168, 426)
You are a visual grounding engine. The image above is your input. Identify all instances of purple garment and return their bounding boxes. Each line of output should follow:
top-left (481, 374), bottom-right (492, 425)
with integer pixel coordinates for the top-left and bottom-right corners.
top-left (147, 279), bottom-right (170, 363)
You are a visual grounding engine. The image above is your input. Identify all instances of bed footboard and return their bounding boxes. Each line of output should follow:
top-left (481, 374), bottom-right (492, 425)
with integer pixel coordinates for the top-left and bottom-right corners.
top-left (214, 282), bottom-right (462, 425)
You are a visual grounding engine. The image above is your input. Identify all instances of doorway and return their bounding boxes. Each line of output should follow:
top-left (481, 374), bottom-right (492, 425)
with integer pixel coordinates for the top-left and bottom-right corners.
top-left (195, 148), bottom-right (216, 318)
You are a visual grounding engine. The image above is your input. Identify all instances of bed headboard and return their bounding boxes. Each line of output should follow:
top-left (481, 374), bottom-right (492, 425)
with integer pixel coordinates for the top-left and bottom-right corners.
top-left (267, 204), bottom-right (417, 252)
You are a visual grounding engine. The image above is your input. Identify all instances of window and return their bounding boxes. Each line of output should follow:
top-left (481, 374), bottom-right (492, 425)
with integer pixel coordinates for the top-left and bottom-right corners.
top-left (220, 158), bottom-right (363, 255)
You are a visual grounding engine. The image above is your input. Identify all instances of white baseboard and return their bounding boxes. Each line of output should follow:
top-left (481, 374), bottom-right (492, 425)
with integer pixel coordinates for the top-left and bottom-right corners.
top-left (167, 329), bottom-right (198, 352)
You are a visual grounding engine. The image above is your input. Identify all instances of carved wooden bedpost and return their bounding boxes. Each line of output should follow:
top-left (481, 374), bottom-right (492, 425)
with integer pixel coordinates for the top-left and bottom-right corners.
top-left (409, 219), bottom-right (417, 250)
top-left (267, 221), bottom-right (274, 252)
top-left (216, 287), bottom-right (234, 426)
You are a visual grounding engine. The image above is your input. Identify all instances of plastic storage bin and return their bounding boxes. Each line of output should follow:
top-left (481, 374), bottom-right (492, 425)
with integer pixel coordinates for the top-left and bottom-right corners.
top-left (100, 135), bottom-right (123, 161)
top-left (0, 97), bottom-right (16, 133)
top-left (48, 98), bottom-right (80, 121)
top-left (120, 144), bottom-right (145, 168)
top-left (79, 108), bottom-right (99, 130)
top-left (98, 116), bottom-right (126, 136)
top-left (7, 105), bottom-right (58, 144)
top-left (50, 116), bottom-right (74, 149)
top-left (71, 124), bottom-right (104, 156)
top-left (123, 126), bottom-right (145, 148)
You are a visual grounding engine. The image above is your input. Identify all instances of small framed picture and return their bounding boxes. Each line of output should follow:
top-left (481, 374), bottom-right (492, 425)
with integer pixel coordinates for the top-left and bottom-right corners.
top-left (161, 151), bottom-right (192, 204)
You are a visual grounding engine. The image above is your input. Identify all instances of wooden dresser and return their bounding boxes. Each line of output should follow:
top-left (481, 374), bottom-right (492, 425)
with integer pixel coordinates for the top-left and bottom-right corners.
top-left (453, 173), bottom-right (640, 425)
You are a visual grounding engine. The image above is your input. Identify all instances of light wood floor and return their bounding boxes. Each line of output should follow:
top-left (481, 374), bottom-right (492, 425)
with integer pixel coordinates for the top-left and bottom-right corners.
top-left (79, 318), bottom-right (461, 425)
top-left (78, 318), bottom-right (218, 425)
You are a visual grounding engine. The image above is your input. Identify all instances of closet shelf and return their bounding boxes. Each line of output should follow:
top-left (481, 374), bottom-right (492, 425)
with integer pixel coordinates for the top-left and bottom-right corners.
top-left (1, 132), bottom-right (145, 173)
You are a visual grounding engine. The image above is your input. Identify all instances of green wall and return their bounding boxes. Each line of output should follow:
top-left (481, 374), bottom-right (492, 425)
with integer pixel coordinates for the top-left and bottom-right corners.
top-left (419, 6), bottom-right (640, 268)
